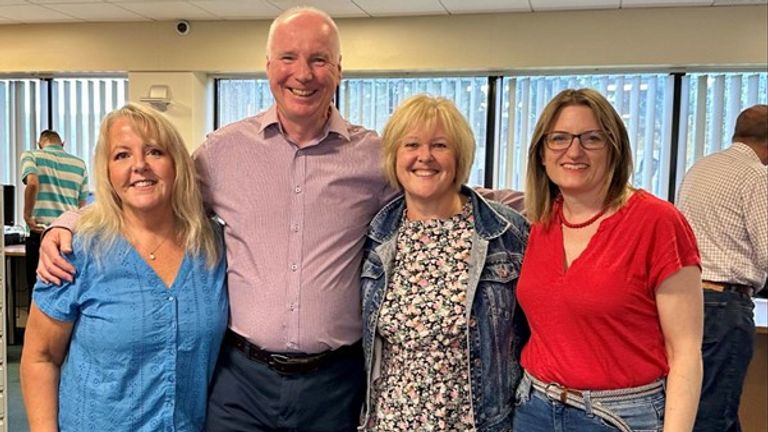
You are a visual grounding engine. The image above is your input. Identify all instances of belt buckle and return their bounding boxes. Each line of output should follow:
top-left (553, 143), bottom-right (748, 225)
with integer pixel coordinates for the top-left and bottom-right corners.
top-left (269, 354), bottom-right (295, 366)
top-left (545, 382), bottom-right (583, 404)
top-left (266, 354), bottom-right (299, 374)
top-left (268, 353), bottom-right (323, 374)
top-left (268, 354), bottom-right (306, 374)
top-left (544, 383), bottom-right (570, 404)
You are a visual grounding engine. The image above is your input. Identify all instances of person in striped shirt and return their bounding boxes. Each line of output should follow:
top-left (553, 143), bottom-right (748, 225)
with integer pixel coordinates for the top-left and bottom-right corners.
top-left (21, 129), bottom-right (88, 296)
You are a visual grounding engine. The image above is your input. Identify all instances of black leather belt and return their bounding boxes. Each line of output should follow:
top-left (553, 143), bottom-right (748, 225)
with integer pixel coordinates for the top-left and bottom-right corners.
top-left (225, 330), bottom-right (361, 375)
top-left (702, 280), bottom-right (755, 298)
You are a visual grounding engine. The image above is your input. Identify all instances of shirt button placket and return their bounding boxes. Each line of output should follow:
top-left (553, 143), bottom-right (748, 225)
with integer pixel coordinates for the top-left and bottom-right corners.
top-left (287, 151), bottom-right (306, 350)
top-left (166, 290), bottom-right (178, 417)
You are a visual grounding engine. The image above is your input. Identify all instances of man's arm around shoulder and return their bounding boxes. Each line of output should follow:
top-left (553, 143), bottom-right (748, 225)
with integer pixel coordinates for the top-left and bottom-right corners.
top-left (37, 211), bottom-right (82, 285)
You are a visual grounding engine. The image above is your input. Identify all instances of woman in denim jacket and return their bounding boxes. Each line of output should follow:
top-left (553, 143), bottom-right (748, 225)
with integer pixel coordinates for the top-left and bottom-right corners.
top-left (359, 94), bottom-right (529, 432)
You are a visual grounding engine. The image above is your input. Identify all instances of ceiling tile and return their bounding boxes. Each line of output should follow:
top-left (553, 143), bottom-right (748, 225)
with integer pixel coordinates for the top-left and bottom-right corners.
top-left (621, 0), bottom-right (711, 7)
top-left (29, 0), bottom-right (104, 4)
top-left (191, 0), bottom-right (280, 19)
top-left (713, 0), bottom-right (767, 5)
top-left (0, 4), bottom-right (80, 22)
top-left (353, 0), bottom-right (446, 17)
top-left (0, 14), bottom-right (20, 22)
top-left (44, 2), bottom-right (150, 21)
top-left (116, 1), bottom-right (219, 20)
top-left (531, 0), bottom-right (621, 11)
top-left (441, 0), bottom-right (531, 14)
top-left (267, 0), bottom-right (368, 17)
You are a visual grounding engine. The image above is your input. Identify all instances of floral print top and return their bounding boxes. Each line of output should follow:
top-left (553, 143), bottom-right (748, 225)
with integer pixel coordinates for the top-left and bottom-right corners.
top-left (371, 202), bottom-right (475, 431)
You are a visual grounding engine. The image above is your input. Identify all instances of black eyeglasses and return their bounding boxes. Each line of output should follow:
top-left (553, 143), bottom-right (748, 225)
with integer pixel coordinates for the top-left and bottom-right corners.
top-left (543, 130), bottom-right (608, 151)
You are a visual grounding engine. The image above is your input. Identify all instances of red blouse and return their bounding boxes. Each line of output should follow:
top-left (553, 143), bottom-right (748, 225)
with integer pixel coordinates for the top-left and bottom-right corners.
top-left (517, 190), bottom-right (700, 390)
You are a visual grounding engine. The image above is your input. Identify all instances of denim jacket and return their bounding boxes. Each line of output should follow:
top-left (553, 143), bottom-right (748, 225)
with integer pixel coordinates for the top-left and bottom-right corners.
top-left (360, 186), bottom-right (530, 432)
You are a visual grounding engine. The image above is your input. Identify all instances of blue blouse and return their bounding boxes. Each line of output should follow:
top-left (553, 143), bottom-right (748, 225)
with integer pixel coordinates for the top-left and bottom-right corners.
top-left (33, 234), bottom-right (228, 432)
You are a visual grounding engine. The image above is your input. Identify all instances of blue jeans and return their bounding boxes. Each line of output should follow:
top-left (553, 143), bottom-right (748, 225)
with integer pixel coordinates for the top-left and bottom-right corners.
top-left (512, 372), bottom-right (665, 432)
top-left (693, 290), bottom-right (755, 432)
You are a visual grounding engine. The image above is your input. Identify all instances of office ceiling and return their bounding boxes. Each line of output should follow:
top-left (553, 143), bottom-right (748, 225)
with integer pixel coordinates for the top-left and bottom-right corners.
top-left (0, 0), bottom-right (764, 24)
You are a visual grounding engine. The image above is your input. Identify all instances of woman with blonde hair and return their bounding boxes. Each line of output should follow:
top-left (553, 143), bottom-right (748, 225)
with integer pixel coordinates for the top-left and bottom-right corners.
top-left (513, 89), bottom-right (702, 431)
top-left (360, 94), bottom-right (529, 431)
top-left (21, 103), bottom-right (228, 431)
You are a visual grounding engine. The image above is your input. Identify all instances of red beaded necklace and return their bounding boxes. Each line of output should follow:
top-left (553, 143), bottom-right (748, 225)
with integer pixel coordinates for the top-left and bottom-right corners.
top-left (557, 196), bottom-right (608, 229)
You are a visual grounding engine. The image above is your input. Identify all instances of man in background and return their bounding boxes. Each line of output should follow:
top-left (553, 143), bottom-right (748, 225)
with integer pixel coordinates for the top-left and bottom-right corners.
top-left (20, 130), bottom-right (88, 299)
top-left (677, 104), bottom-right (768, 432)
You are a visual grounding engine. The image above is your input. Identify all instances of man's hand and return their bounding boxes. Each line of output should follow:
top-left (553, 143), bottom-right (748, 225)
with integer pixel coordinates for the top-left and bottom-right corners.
top-left (25, 217), bottom-right (47, 234)
top-left (36, 228), bottom-right (75, 285)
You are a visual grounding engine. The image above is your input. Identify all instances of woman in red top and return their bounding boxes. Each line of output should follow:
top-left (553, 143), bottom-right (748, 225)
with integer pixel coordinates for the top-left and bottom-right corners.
top-left (513, 88), bottom-right (703, 432)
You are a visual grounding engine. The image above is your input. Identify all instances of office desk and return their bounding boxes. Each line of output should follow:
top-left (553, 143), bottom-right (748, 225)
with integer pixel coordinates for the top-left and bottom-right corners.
top-left (3, 244), bottom-right (25, 345)
top-left (741, 298), bottom-right (768, 432)
top-left (4, 244), bottom-right (24, 257)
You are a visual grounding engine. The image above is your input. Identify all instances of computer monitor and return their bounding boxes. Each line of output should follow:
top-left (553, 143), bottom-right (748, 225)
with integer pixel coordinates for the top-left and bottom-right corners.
top-left (3, 184), bottom-right (14, 226)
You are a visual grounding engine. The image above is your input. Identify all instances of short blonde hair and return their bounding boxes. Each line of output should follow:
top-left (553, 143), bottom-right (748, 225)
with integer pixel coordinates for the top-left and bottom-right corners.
top-left (77, 103), bottom-right (220, 267)
top-left (381, 94), bottom-right (476, 191)
top-left (524, 88), bottom-right (633, 224)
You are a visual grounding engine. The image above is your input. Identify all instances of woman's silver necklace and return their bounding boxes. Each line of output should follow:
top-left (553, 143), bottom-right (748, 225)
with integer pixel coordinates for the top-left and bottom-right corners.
top-left (147, 237), bottom-right (168, 260)
top-left (131, 232), bottom-right (171, 260)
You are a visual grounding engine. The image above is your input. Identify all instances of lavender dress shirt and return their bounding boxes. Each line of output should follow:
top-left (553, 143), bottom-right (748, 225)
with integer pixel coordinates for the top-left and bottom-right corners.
top-left (194, 106), bottom-right (393, 353)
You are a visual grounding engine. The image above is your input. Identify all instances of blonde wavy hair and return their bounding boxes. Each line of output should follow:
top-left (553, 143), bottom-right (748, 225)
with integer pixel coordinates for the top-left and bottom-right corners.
top-left (77, 103), bottom-right (220, 267)
top-left (381, 94), bottom-right (476, 191)
top-left (524, 88), bottom-right (633, 225)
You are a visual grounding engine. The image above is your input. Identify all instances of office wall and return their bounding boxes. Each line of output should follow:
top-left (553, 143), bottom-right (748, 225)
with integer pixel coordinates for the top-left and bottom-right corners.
top-left (127, 72), bottom-right (213, 152)
top-left (0, 6), bottom-right (765, 74)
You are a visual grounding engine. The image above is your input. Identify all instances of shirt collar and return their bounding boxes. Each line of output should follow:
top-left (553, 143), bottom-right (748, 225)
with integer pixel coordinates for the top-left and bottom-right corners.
top-left (43, 144), bottom-right (65, 153)
top-left (731, 142), bottom-right (762, 163)
top-left (257, 104), bottom-right (351, 143)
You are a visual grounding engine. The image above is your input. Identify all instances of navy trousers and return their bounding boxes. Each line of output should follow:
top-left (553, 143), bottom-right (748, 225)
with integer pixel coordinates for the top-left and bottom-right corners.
top-left (693, 290), bottom-right (755, 432)
top-left (205, 341), bottom-right (366, 432)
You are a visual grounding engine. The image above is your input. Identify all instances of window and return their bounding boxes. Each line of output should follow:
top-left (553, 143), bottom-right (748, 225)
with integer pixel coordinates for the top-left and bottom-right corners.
top-left (0, 77), bottom-right (127, 227)
top-left (52, 78), bottom-right (129, 178)
top-left (338, 77), bottom-right (489, 186)
top-left (216, 76), bottom-right (491, 186)
top-left (214, 71), bottom-right (766, 203)
top-left (1, 79), bottom-right (44, 229)
top-left (1, 79), bottom-right (45, 183)
top-left (496, 74), bottom-right (674, 198)
top-left (675, 72), bottom-right (768, 192)
top-left (216, 78), bottom-right (272, 128)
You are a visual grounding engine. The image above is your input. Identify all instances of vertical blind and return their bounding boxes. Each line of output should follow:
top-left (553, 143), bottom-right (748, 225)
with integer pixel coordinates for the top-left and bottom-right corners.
top-left (212, 70), bottom-right (768, 203)
top-left (339, 77), bottom-right (489, 186)
top-left (497, 74), bottom-right (674, 198)
top-left (0, 77), bottom-right (128, 227)
top-left (675, 72), bottom-right (768, 193)
top-left (52, 78), bottom-right (129, 182)
top-left (1, 79), bottom-right (44, 228)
